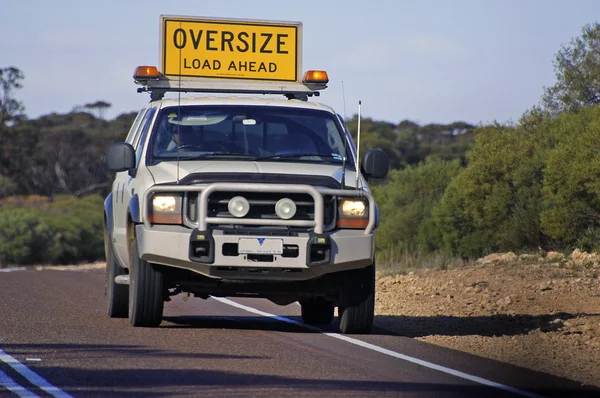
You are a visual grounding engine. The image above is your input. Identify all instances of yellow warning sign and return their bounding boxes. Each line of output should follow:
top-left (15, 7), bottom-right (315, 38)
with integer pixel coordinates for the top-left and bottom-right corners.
top-left (161, 16), bottom-right (300, 82)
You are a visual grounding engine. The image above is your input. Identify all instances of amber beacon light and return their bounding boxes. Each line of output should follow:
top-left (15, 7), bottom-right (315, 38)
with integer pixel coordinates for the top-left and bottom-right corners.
top-left (133, 66), bottom-right (161, 80)
top-left (302, 70), bottom-right (329, 84)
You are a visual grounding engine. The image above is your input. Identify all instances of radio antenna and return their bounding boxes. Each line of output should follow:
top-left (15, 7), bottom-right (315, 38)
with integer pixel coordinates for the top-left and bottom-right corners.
top-left (340, 81), bottom-right (349, 189)
top-left (340, 124), bottom-right (349, 190)
top-left (355, 100), bottom-right (362, 189)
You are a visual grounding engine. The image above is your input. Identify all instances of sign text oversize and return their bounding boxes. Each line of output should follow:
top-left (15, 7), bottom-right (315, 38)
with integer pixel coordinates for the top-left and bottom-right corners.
top-left (161, 16), bottom-right (300, 81)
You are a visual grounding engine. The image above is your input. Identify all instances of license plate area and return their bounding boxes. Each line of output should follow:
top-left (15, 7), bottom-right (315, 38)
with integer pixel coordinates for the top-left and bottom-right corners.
top-left (238, 238), bottom-right (283, 255)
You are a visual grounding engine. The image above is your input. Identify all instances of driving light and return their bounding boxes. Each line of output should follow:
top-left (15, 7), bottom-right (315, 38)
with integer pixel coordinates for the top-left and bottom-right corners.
top-left (228, 196), bottom-right (250, 218)
top-left (275, 198), bottom-right (297, 220)
top-left (340, 200), bottom-right (367, 217)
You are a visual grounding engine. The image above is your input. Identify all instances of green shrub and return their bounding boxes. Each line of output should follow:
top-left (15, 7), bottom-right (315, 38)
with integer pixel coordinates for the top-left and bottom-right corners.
top-left (0, 206), bottom-right (53, 265)
top-left (0, 195), bottom-right (104, 265)
top-left (431, 104), bottom-right (600, 257)
top-left (435, 116), bottom-right (556, 256)
top-left (373, 158), bottom-right (461, 254)
top-left (38, 195), bottom-right (105, 264)
top-left (540, 106), bottom-right (600, 246)
top-left (0, 175), bottom-right (18, 198)
top-left (432, 173), bottom-right (494, 258)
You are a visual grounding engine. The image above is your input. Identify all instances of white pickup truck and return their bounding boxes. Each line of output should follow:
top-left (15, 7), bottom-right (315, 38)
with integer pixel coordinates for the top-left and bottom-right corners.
top-left (103, 16), bottom-right (389, 334)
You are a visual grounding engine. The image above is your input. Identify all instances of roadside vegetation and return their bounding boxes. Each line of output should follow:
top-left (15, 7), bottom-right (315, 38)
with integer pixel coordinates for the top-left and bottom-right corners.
top-left (1, 23), bottom-right (600, 269)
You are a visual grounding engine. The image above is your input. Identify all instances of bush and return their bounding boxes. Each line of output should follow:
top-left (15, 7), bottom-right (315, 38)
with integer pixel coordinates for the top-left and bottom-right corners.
top-left (39, 195), bottom-right (105, 264)
top-left (0, 175), bottom-right (18, 198)
top-left (432, 173), bottom-right (494, 258)
top-left (0, 206), bottom-right (53, 265)
top-left (540, 106), bottom-right (600, 247)
top-left (431, 104), bottom-right (600, 257)
top-left (0, 195), bottom-right (104, 265)
top-left (372, 158), bottom-right (462, 253)
top-left (433, 115), bottom-right (557, 256)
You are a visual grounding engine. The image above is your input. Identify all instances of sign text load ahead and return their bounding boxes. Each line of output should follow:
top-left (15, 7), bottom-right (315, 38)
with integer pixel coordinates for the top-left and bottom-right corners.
top-left (161, 16), bottom-right (301, 82)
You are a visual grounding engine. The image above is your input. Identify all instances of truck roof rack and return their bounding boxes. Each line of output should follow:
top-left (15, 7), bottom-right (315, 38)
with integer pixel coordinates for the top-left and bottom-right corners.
top-left (135, 76), bottom-right (326, 102)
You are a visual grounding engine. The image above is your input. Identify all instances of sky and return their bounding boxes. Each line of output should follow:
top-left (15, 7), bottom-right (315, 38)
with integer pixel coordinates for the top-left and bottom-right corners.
top-left (2, 0), bottom-right (600, 126)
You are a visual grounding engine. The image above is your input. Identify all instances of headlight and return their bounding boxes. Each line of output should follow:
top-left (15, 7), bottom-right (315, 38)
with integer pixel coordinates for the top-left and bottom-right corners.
top-left (150, 194), bottom-right (183, 224)
top-left (153, 196), bottom-right (177, 212)
top-left (340, 200), bottom-right (367, 217)
top-left (338, 199), bottom-right (369, 229)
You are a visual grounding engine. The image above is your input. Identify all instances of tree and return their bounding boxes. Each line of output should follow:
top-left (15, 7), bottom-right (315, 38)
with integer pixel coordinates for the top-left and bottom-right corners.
top-left (540, 105), bottom-right (600, 250)
top-left (0, 67), bottom-right (25, 126)
top-left (346, 116), bottom-right (403, 169)
top-left (434, 120), bottom-right (550, 257)
top-left (372, 158), bottom-right (462, 252)
top-left (84, 100), bottom-right (111, 120)
top-left (395, 127), bottom-right (424, 166)
top-left (542, 22), bottom-right (600, 114)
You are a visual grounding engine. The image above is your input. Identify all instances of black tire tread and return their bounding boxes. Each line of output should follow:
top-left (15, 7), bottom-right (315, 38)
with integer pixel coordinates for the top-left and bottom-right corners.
top-left (129, 238), bottom-right (164, 327)
top-left (338, 264), bottom-right (375, 334)
top-left (105, 231), bottom-right (128, 318)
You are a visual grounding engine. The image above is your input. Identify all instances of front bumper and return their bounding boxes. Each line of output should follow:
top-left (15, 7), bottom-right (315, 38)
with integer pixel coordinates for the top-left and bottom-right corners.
top-left (137, 182), bottom-right (376, 281)
top-left (136, 224), bottom-right (374, 281)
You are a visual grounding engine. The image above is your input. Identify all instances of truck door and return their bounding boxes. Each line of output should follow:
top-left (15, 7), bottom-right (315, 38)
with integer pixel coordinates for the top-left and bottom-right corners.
top-left (112, 107), bottom-right (156, 267)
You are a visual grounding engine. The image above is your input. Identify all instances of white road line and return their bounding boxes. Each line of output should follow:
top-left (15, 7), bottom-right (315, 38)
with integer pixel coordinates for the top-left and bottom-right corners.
top-left (0, 349), bottom-right (73, 398)
top-left (213, 297), bottom-right (546, 398)
top-left (0, 267), bottom-right (27, 273)
top-left (0, 369), bottom-right (39, 398)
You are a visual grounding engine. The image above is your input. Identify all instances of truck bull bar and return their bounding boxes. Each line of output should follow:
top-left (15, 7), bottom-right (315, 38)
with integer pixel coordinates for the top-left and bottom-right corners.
top-left (143, 183), bottom-right (376, 234)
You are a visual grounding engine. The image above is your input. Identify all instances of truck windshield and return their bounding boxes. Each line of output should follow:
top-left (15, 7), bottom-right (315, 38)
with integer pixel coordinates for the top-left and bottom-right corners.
top-left (150, 105), bottom-right (351, 165)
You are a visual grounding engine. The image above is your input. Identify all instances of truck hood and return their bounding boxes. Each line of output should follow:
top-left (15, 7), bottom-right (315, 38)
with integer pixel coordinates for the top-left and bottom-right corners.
top-left (147, 160), bottom-right (363, 189)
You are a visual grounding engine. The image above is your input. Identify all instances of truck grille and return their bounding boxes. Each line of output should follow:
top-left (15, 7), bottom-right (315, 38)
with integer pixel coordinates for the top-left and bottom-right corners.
top-left (186, 192), bottom-right (335, 227)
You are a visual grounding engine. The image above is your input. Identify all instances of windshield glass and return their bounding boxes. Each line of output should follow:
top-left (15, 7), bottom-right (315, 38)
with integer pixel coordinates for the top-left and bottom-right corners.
top-left (149, 105), bottom-right (351, 165)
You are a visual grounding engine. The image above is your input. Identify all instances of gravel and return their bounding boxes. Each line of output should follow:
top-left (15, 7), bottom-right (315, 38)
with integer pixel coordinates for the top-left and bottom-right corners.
top-left (375, 253), bottom-right (600, 387)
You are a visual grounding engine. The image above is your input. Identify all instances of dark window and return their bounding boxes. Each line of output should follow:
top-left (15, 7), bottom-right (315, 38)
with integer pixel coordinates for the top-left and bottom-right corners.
top-left (148, 105), bottom-right (353, 166)
top-left (135, 107), bottom-right (156, 168)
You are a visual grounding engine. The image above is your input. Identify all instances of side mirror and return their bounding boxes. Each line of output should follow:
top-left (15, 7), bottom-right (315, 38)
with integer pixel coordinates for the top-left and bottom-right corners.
top-left (106, 142), bottom-right (135, 172)
top-left (361, 149), bottom-right (389, 179)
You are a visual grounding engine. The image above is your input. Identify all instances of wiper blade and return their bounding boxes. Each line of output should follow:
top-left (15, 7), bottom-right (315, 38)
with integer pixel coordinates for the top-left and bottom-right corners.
top-left (257, 153), bottom-right (342, 161)
top-left (185, 152), bottom-right (258, 160)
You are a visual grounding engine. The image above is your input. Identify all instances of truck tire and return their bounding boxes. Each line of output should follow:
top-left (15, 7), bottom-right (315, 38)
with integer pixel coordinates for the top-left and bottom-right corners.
top-left (338, 264), bottom-right (375, 334)
top-left (104, 232), bottom-right (128, 318)
top-left (128, 237), bottom-right (164, 327)
top-left (300, 298), bottom-right (334, 325)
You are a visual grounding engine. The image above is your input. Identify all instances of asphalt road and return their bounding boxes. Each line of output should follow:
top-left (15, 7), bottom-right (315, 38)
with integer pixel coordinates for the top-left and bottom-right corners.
top-left (0, 267), bottom-right (598, 397)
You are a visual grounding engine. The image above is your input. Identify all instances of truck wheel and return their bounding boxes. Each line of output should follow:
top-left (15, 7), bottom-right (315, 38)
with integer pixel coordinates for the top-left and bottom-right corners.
top-left (128, 237), bottom-right (164, 327)
top-left (104, 232), bottom-right (128, 318)
top-left (300, 298), bottom-right (334, 325)
top-left (338, 264), bottom-right (375, 334)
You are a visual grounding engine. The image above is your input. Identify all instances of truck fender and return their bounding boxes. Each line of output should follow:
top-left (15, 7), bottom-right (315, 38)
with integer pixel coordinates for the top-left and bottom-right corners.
top-left (129, 194), bottom-right (141, 224)
top-left (104, 193), bottom-right (114, 238)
